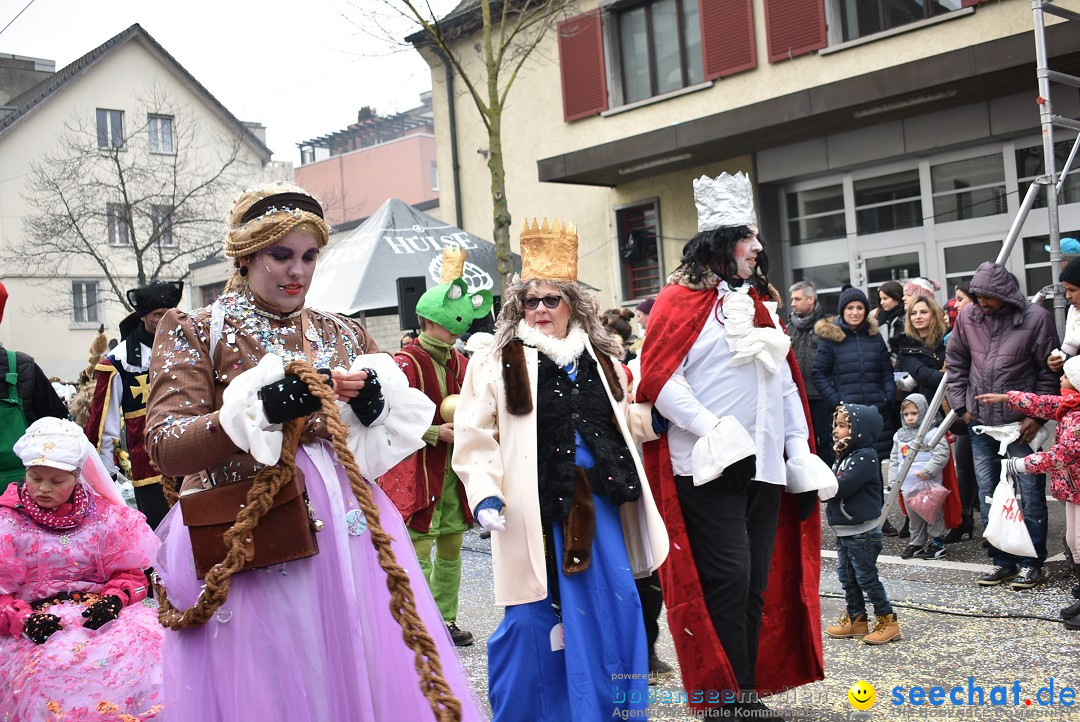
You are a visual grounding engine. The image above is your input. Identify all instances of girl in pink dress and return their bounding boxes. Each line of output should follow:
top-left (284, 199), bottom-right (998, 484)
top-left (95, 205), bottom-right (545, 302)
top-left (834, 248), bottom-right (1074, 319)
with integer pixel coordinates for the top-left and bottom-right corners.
top-left (0, 417), bottom-right (163, 720)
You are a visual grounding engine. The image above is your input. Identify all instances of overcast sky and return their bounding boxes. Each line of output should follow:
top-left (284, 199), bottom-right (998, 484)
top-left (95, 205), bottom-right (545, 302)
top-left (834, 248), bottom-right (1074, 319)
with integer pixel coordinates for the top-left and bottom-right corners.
top-left (0, 0), bottom-right (459, 163)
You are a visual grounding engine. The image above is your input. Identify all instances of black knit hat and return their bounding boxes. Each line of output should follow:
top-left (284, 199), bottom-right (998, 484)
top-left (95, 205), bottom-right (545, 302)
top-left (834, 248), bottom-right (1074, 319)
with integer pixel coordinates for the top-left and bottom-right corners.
top-left (837, 286), bottom-right (869, 316)
top-left (1061, 257), bottom-right (1080, 287)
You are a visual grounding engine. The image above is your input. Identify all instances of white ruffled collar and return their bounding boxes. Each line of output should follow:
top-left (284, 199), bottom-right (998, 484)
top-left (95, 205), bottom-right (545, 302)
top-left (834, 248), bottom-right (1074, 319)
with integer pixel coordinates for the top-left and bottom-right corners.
top-left (721, 284), bottom-right (791, 375)
top-left (516, 319), bottom-right (588, 367)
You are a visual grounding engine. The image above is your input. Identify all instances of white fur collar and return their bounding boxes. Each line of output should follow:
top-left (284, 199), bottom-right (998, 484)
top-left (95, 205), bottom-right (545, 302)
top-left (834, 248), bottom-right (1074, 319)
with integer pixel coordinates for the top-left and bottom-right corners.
top-left (516, 319), bottom-right (588, 367)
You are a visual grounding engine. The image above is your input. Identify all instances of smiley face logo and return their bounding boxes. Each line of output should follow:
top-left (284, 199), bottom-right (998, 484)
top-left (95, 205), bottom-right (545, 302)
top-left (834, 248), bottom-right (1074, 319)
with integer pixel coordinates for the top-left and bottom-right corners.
top-left (848, 680), bottom-right (876, 710)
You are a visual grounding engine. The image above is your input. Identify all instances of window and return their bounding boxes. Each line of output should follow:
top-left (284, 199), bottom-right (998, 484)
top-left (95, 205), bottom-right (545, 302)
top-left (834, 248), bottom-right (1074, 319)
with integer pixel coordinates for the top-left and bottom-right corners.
top-left (865, 251), bottom-right (921, 298)
top-left (942, 240), bottom-right (1001, 291)
top-left (854, 170), bottom-right (922, 235)
top-left (616, 0), bottom-right (703, 104)
top-left (107, 203), bottom-right (129, 246)
top-left (152, 205), bottom-right (174, 247)
top-left (200, 282), bottom-right (226, 306)
top-left (786, 185), bottom-right (846, 246)
top-left (96, 109), bottom-right (124, 149)
top-left (930, 154), bottom-right (1007, 223)
top-left (1015, 140), bottom-right (1080, 209)
top-left (430, 162), bottom-right (439, 191)
top-left (793, 261), bottom-right (850, 314)
top-left (148, 114), bottom-right (174, 154)
top-left (838, 0), bottom-right (963, 43)
top-left (615, 200), bottom-right (662, 301)
top-left (1022, 231), bottom-right (1080, 295)
top-left (71, 281), bottom-right (101, 325)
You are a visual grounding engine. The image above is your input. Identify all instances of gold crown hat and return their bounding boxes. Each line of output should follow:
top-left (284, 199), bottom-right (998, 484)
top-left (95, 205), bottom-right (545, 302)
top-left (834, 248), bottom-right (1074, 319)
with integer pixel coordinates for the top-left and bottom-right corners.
top-left (520, 218), bottom-right (578, 281)
top-left (440, 245), bottom-right (467, 283)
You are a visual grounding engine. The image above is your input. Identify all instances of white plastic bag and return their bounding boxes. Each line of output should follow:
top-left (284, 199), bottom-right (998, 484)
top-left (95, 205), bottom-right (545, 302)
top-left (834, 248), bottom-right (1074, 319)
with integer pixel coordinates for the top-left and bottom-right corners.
top-left (785, 454), bottom-right (839, 501)
top-left (984, 467), bottom-right (1036, 558)
top-left (691, 416), bottom-right (756, 486)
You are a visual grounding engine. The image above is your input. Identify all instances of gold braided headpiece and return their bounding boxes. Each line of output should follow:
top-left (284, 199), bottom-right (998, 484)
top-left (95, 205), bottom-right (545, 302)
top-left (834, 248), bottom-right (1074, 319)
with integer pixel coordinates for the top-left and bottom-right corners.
top-left (519, 218), bottom-right (578, 281)
top-left (223, 182), bottom-right (330, 260)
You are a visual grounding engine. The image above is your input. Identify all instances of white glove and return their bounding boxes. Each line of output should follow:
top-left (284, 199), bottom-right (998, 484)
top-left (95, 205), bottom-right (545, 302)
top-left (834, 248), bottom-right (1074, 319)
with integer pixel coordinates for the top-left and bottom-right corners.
top-left (896, 373), bottom-right (917, 392)
top-left (477, 508), bottom-right (507, 532)
top-left (1003, 456), bottom-right (1028, 479)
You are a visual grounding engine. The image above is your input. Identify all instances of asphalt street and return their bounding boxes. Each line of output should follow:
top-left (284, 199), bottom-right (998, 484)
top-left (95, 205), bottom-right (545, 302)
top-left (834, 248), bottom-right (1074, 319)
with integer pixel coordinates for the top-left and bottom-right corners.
top-left (448, 496), bottom-right (1080, 721)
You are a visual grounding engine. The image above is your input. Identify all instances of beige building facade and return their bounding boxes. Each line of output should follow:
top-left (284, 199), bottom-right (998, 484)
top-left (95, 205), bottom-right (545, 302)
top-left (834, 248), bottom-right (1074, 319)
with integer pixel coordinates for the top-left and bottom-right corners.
top-left (419, 0), bottom-right (1080, 315)
top-left (0, 25), bottom-right (285, 380)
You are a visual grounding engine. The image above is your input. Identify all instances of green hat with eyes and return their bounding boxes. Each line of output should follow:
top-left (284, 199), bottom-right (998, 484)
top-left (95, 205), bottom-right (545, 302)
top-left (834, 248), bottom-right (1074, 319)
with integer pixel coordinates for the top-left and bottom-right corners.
top-left (415, 247), bottom-right (494, 336)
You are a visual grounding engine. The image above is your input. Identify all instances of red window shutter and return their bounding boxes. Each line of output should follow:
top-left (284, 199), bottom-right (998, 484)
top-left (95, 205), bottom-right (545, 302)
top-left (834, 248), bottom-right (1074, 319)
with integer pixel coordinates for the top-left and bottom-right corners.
top-left (962, 0), bottom-right (989, 6)
top-left (699, 0), bottom-right (757, 80)
top-left (558, 11), bottom-right (608, 122)
top-left (764, 0), bottom-right (826, 63)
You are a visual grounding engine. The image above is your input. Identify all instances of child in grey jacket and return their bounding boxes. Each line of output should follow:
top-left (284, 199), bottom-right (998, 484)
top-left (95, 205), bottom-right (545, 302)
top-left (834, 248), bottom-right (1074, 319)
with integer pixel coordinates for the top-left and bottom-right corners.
top-left (889, 393), bottom-right (951, 560)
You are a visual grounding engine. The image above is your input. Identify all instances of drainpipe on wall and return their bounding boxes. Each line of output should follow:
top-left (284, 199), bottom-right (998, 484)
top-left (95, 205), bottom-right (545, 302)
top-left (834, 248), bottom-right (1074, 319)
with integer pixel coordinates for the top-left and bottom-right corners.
top-left (436, 48), bottom-right (463, 228)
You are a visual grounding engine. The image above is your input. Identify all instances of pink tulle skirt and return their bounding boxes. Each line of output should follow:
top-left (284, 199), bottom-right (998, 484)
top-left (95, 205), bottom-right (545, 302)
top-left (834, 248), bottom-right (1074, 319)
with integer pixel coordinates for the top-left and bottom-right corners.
top-left (155, 441), bottom-right (486, 721)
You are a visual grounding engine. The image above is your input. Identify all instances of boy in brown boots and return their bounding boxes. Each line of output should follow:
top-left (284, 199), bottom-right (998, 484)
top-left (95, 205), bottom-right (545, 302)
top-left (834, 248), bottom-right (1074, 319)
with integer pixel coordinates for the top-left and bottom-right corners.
top-left (824, 403), bottom-right (901, 645)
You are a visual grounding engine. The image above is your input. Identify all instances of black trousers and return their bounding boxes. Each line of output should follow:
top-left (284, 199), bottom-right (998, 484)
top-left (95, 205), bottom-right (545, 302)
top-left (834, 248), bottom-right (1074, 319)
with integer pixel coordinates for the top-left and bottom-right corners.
top-left (635, 570), bottom-right (663, 649)
top-left (951, 432), bottom-right (978, 524)
top-left (675, 460), bottom-right (780, 691)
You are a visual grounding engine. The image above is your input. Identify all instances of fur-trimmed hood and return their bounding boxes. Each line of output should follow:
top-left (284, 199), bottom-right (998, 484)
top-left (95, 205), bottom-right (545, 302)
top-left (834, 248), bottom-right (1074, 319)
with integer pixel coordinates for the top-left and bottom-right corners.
top-left (813, 314), bottom-right (880, 343)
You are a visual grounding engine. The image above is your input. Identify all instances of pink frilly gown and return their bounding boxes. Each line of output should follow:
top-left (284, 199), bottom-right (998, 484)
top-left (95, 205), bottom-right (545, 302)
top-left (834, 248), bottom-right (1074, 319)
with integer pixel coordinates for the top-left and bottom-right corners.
top-left (153, 353), bottom-right (486, 722)
top-left (0, 486), bottom-right (164, 721)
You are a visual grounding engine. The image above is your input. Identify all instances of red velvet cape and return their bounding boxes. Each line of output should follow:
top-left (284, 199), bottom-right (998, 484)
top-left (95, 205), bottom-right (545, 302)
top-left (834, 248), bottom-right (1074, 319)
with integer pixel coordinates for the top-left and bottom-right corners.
top-left (637, 282), bottom-right (825, 708)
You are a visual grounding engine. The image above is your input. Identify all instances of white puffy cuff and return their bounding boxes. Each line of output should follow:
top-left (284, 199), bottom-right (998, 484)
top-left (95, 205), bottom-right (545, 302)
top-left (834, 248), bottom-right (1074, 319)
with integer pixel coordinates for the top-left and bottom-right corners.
top-left (784, 437), bottom-right (811, 461)
top-left (785, 454), bottom-right (839, 500)
top-left (338, 353), bottom-right (436, 479)
top-left (691, 416), bottom-right (756, 486)
top-left (218, 354), bottom-right (285, 466)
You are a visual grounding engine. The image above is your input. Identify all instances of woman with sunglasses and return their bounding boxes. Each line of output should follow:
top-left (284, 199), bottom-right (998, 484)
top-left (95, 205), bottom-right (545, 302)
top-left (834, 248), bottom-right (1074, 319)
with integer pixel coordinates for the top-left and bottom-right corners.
top-left (453, 219), bottom-right (668, 722)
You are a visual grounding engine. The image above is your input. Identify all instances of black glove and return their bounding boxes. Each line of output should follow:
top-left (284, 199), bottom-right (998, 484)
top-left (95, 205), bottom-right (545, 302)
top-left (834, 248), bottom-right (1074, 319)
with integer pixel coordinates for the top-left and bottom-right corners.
top-left (260, 369), bottom-right (332, 424)
top-left (24, 613), bottom-right (62, 644)
top-left (82, 595), bottom-right (123, 630)
top-left (796, 490), bottom-right (819, 521)
top-left (347, 368), bottom-right (384, 426)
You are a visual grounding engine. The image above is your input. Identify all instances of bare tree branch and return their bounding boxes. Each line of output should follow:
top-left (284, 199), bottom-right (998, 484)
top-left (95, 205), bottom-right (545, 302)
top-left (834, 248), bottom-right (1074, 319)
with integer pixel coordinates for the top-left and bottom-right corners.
top-left (9, 85), bottom-right (258, 314)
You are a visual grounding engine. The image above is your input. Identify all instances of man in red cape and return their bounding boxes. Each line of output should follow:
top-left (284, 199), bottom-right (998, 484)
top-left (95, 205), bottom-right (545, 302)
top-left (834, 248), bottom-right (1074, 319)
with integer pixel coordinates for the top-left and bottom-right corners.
top-left (637, 172), bottom-right (824, 719)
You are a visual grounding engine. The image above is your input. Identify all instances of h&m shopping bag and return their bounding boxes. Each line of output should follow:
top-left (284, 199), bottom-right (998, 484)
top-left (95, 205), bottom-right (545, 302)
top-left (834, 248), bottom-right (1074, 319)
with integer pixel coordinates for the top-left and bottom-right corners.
top-left (984, 467), bottom-right (1037, 558)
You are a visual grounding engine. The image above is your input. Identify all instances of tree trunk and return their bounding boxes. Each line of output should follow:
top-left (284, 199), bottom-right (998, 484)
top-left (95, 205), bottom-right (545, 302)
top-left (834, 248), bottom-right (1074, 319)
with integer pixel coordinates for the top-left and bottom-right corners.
top-left (487, 111), bottom-right (514, 293)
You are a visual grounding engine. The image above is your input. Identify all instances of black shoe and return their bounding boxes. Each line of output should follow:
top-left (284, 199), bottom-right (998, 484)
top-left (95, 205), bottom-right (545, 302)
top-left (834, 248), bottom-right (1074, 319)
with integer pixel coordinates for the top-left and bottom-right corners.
top-left (479, 530), bottom-right (491, 540)
top-left (943, 519), bottom-right (975, 543)
top-left (447, 622), bottom-right (474, 646)
top-left (1061, 599), bottom-right (1080, 618)
top-left (882, 519), bottom-right (899, 537)
top-left (978, 565), bottom-right (1019, 586)
top-left (1010, 566), bottom-right (1046, 590)
top-left (1073, 583), bottom-right (1080, 600)
top-left (648, 650), bottom-right (675, 682)
top-left (924, 540), bottom-right (948, 560)
top-left (898, 518), bottom-right (910, 539)
top-left (900, 544), bottom-right (924, 560)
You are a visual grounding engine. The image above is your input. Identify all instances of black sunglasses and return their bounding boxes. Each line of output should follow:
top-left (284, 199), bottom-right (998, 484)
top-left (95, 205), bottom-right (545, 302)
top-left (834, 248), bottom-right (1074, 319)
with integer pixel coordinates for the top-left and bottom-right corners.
top-left (523, 294), bottom-right (562, 310)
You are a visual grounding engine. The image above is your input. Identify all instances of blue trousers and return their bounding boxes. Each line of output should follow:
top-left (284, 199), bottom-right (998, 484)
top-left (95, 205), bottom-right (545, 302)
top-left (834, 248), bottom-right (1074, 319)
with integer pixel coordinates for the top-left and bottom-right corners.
top-left (970, 432), bottom-right (1048, 568)
top-left (835, 528), bottom-right (893, 618)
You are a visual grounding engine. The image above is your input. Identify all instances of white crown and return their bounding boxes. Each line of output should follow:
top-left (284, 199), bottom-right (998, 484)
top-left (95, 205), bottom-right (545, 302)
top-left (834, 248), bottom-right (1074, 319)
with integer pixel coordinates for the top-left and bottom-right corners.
top-left (693, 172), bottom-right (757, 232)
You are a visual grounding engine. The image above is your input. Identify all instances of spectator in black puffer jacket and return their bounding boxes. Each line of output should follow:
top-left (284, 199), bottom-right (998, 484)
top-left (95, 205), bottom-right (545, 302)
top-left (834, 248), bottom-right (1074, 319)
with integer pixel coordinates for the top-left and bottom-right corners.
top-left (893, 296), bottom-right (948, 402)
top-left (788, 281), bottom-right (832, 465)
top-left (812, 287), bottom-right (896, 456)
